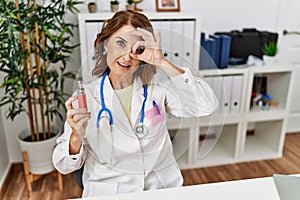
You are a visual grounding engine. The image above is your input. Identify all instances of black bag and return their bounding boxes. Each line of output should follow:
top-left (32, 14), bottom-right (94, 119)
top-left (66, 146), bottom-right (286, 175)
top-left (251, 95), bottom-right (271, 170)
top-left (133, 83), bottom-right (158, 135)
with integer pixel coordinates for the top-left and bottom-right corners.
top-left (215, 28), bottom-right (278, 60)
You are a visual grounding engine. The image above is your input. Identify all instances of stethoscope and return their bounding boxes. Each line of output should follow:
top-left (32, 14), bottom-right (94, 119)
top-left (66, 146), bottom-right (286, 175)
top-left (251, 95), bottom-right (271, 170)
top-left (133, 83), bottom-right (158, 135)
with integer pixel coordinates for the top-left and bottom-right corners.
top-left (96, 70), bottom-right (148, 137)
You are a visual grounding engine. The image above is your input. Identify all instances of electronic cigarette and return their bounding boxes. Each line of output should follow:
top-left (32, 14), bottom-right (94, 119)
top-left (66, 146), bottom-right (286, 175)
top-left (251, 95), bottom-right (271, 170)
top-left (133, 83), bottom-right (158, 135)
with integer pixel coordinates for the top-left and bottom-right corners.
top-left (77, 77), bottom-right (87, 109)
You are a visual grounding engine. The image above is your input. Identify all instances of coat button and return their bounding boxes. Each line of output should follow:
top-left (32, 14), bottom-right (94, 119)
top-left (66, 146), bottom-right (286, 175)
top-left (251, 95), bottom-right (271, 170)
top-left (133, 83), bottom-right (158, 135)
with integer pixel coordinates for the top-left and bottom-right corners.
top-left (185, 78), bottom-right (189, 83)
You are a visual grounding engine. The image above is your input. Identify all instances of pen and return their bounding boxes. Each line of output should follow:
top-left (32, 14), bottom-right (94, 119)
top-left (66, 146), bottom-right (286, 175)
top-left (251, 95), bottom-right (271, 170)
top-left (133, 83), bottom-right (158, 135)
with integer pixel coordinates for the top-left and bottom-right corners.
top-left (152, 100), bottom-right (161, 115)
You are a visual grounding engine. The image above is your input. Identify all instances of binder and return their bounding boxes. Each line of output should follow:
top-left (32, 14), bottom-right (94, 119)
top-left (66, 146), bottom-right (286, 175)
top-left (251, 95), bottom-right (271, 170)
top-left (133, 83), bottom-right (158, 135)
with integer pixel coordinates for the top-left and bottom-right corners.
top-left (159, 21), bottom-right (172, 62)
top-left (200, 33), bottom-right (210, 70)
top-left (220, 76), bottom-right (232, 115)
top-left (171, 21), bottom-right (184, 67)
top-left (209, 37), bottom-right (218, 68)
top-left (210, 76), bottom-right (223, 114)
top-left (206, 38), bottom-right (215, 69)
top-left (183, 21), bottom-right (195, 67)
top-left (86, 22), bottom-right (102, 72)
top-left (219, 35), bottom-right (232, 69)
top-left (230, 75), bottom-right (243, 114)
top-left (209, 35), bottom-right (221, 67)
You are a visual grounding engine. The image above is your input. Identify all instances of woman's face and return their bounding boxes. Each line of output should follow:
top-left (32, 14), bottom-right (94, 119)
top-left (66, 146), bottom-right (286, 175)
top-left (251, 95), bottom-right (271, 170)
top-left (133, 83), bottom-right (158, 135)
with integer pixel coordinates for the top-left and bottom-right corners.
top-left (105, 25), bottom-right (142, 79)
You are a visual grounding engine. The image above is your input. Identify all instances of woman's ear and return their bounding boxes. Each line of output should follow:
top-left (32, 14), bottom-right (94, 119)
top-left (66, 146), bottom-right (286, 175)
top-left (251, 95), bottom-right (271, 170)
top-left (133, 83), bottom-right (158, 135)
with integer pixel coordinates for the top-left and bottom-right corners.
top-left (103, 40), bottom-right (109, 55)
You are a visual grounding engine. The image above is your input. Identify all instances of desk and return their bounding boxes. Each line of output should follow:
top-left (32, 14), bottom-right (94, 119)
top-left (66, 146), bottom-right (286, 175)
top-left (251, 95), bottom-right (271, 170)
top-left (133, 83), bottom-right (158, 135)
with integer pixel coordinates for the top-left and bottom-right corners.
top-left (74, 176), bottom-right (280, 200)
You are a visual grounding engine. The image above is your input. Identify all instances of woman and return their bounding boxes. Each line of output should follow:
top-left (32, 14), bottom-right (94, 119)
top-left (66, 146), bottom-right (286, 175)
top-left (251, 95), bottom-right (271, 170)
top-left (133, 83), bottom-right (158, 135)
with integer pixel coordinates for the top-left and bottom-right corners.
top-left (52, 10), bottom-right (218, 197)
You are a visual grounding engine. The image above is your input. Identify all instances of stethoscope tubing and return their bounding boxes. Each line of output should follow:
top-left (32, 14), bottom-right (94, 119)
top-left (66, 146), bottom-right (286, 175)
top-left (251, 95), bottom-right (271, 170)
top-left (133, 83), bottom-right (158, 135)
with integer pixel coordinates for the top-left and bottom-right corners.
top-left (96, 69), bottom-right (148, 131)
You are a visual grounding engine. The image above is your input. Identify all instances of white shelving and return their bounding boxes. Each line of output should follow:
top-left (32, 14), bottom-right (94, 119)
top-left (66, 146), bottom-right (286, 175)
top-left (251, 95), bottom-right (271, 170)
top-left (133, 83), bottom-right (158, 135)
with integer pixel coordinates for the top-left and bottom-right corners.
top-left (286, 64), bottom-right (300, 133)
top-left (171, 66), bottom-right (293, 169)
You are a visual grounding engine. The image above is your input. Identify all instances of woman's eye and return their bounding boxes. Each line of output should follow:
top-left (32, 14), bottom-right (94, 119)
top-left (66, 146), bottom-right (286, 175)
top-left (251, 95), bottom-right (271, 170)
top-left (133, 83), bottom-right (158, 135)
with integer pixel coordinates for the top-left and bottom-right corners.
top-left (116, 40), bottom-right (125, 47)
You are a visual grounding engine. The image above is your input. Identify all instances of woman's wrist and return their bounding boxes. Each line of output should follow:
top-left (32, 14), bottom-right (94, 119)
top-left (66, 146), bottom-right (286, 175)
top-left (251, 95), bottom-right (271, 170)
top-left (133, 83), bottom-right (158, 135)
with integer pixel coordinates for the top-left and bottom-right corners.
top-left (158, 58), bottom-right (184, 77)
top-left (69, 129), bottom-right (82, 155)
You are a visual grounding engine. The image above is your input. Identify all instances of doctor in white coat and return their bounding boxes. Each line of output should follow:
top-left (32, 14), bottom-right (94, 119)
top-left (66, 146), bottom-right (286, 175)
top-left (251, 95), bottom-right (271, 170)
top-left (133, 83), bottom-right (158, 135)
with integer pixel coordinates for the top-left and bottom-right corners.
top-left (52, 10), bottom-right (218, 197)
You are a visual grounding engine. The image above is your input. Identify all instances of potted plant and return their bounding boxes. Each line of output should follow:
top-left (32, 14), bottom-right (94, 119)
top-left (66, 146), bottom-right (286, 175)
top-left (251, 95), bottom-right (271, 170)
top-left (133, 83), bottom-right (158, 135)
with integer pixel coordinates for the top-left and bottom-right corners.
top-left (110, 0), bottom-right (120, 12)
top-left (0, 0), bottom-right (81, 196)
top-left (126, 0), bottom-right (134, 11)
top-left (262, 41), bottom-right (278, 65)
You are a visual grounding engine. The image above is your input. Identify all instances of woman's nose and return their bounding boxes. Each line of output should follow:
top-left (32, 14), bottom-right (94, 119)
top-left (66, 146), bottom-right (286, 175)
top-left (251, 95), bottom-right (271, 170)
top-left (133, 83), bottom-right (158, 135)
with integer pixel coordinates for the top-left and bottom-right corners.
top-left (122, 51), bottom-right (132, 61)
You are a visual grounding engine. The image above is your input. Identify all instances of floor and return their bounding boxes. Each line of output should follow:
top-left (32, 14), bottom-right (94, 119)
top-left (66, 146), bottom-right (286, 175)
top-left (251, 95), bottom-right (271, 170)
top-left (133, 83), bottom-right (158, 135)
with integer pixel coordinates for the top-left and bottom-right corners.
top-left (1, 133), bottom-right (300, 200)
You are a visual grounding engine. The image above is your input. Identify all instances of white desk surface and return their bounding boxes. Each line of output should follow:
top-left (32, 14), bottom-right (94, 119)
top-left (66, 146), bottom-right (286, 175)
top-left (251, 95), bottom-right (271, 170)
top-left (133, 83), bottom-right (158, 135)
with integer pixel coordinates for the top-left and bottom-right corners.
top-left (73, 176), bottom-right (280, 200)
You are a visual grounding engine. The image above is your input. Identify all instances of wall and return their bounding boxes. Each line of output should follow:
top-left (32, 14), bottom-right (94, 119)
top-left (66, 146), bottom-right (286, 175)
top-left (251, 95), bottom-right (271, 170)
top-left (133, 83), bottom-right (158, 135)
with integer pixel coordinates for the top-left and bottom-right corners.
top-left (85, 0), bottom-right (283, 33)
top-left (1, 0), bottom-right (299, 169)
top-left (0, 109), bottom-right (10, 187)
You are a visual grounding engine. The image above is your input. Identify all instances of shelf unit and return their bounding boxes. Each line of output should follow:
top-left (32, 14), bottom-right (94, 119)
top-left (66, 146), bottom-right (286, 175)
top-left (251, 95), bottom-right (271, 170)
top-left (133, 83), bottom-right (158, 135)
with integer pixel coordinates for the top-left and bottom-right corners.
top-left (286, 64), bottom-right (300, 133)
top-left (77, 12), bottom-right (294, 169)
top-left (168, 65), bottom-right (293, 169)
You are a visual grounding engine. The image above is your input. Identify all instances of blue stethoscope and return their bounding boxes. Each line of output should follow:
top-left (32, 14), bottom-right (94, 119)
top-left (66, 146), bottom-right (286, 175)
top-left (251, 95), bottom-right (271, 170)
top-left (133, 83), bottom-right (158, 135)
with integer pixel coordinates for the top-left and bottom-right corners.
top-left (96, 70), bottom-right (148, 137)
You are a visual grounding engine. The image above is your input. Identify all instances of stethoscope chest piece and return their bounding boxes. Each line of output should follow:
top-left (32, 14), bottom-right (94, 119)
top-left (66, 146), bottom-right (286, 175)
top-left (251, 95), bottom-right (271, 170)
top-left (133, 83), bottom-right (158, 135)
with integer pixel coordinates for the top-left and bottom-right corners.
top-left (135, 123), bottom-right (147, 137)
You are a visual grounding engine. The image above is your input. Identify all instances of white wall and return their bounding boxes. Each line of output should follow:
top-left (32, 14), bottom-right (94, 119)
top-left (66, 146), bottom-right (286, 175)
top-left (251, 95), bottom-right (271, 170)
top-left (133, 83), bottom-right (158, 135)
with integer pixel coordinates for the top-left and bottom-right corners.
top-left (1, 0), bottom-right (299, 166)
top-left (0, 109), bottom-right (10, 187)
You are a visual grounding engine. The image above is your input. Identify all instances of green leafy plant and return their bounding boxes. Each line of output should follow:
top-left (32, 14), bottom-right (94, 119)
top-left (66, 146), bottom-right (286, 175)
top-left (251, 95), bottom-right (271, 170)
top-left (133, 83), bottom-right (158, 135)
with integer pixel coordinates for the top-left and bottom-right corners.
top-left (262, 41), bottom-right (277, 57)
top-left (110, 0), bottom-right (120, 5)
top-left (0, 0), bottom-right (82, 141)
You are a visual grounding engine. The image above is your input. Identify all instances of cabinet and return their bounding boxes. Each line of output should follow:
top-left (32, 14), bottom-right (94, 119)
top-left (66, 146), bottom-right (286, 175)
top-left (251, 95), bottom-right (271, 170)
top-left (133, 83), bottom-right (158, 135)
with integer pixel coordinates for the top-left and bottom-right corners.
top-left (286, 64), bottom-right (300, 133)
top-left (78, 12), bottom-right (293, 169)
top-left (169, 66), bottom-right (293, 169)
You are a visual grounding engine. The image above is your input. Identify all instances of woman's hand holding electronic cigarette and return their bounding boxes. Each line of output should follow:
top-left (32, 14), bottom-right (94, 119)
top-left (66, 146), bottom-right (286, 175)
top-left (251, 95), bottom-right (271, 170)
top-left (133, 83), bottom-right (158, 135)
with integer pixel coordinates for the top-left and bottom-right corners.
top-left (66, 96), bottom-right (91, 154)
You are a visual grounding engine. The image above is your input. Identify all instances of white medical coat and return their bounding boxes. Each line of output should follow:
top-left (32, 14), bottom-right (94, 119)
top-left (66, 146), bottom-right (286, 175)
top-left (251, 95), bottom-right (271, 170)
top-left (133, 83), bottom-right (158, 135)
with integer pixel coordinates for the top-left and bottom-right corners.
top-left (52, 68), bottom-right (218, 197)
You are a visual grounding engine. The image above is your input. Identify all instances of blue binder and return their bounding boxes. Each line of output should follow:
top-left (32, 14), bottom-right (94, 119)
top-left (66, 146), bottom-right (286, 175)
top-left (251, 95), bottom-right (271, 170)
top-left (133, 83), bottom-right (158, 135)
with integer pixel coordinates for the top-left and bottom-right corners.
top-left (200, 32), bottom-right (218, 70)
top-left (209, 35), bottom-right (221, 67)
top-left (219, 35), bottom-right (231, 69)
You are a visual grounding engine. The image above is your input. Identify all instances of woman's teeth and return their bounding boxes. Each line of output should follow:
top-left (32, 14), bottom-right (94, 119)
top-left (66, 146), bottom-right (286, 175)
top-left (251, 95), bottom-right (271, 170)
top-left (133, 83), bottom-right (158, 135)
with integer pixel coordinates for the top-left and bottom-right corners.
top-left (117, 62), bottom-right (130, 68)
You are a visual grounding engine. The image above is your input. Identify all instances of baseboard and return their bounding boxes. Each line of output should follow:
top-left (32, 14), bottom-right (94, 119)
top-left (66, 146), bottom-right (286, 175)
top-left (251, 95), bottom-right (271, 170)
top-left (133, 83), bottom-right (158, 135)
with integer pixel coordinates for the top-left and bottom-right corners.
top-left (0, 163), bottom-right (13, 199)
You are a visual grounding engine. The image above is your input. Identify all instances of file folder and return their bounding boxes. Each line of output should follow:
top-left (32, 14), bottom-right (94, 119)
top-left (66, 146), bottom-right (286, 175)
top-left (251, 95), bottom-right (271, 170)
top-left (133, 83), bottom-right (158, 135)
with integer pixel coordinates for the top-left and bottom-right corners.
top-left (219, 35), bottom-right (232, 69)
top-left (200, 33), bottom-right (217, 70)
top-left (183, 21), bottom-right (195, 67)
top-left (211, 76), bottom-right (223, 114)
top-left (204, 76), bottom-right (220, 114)
top-left (209, 35), bottom-right (221, 67)
top-left (230, 75), bottom-right (243, 114)
top-left (220, 76), bottom-right (232, 115)
top-left (200, 34), bottom-right (210, 70)
top-left (206, 38), bottom-right (215, 69)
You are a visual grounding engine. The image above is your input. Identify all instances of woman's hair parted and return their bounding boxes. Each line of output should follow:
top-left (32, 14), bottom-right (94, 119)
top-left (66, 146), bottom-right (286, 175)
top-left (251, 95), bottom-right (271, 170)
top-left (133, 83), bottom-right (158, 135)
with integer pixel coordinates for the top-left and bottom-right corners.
top-left (93, 10), bottom-right (156, 85)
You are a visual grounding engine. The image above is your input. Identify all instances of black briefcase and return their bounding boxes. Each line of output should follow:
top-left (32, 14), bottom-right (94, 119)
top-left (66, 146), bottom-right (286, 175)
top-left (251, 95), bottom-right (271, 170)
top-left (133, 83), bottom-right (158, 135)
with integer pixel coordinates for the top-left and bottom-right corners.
top-left (215, 28), bottom-right (278, 60)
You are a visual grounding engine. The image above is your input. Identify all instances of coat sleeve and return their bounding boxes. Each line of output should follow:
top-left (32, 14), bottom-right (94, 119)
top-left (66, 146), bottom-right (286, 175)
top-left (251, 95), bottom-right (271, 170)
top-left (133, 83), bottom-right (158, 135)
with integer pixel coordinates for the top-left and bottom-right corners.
top-left (52, 122), bottom-right (86, 175)
top-left (165, 67), bottom-right (218, 118)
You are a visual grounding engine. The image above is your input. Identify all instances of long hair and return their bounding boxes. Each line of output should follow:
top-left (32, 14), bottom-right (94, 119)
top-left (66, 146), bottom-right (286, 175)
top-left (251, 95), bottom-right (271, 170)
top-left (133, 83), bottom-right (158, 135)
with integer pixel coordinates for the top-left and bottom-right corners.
top-left (93, 10), bottom-right (156, 85)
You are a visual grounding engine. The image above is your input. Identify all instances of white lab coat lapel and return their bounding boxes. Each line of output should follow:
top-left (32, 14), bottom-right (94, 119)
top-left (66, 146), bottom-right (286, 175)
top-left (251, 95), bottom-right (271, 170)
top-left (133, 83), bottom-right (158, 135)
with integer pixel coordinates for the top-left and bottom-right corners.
top-left (130, 76), bottom-right (145, 129)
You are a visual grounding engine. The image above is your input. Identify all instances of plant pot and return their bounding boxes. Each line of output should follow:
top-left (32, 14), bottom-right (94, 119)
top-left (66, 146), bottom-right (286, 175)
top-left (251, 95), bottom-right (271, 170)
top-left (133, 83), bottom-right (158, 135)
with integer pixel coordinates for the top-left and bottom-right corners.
top-left (263, 55), bottom-right (277, 65)
top-left (126, 4), bottom-right (134, 11)
top-left (110, 4), bottom-right (119, 12)
top-left (17, 126), bottom-right (61, 175)
top-left (88, 3), bottom-right (97, 13)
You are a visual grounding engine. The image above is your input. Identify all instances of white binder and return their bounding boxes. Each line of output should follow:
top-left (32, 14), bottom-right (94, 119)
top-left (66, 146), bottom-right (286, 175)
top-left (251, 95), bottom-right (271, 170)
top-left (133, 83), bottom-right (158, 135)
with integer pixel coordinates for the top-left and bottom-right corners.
top-left (170, 21), bottom-right (184, 67)
top-left (206, 76), bottom-right (223, 114)
top-left (230, 75), bottom-right (243, 114)
top-left (85, 22), bottom-right (102, 71)
top-left (183, 21), bottom-right (195, 68)
top-left (220, 76), bottom-right (232, 115)
top-left (158, 21), bottom-right (172, 62)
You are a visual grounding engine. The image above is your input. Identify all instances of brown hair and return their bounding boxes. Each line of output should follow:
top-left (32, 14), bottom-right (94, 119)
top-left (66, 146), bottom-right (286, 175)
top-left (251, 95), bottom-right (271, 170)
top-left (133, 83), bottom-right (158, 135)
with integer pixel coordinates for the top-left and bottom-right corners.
top-left (93, 10), bottom-right (156, 85)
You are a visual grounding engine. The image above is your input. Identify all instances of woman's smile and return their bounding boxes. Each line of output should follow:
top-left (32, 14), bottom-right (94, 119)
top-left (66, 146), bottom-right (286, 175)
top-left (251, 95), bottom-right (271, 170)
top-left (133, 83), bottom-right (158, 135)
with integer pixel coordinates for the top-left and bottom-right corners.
top-left (117, 61), bottom-right (131, 68)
